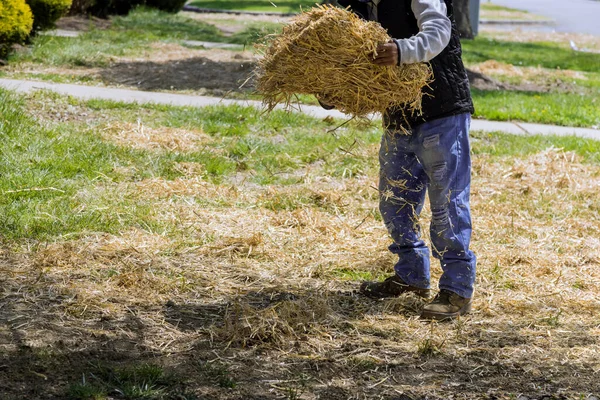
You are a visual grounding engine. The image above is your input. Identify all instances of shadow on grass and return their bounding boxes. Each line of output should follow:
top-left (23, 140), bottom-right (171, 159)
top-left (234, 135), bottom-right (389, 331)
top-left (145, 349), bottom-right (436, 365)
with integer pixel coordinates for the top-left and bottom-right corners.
top-left (99, 57), bottom-right (256, 93)
top-left (1, 249), bottom-right (599, 399)
top-left (0, 257), bottom-right (378, 399)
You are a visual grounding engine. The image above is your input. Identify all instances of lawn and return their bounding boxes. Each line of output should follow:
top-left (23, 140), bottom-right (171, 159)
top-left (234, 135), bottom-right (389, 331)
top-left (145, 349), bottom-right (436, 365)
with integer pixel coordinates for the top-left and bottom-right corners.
top-left (3, 7), bottom-right (599, 128)
top-left (463, 37), bottom-right (600, 128)
top-left (479, 2), bottom-right (549, 21)
top-left (6, 8), bottom-right (280, 68)
top-left (1, 88), bottom-right (600, 399)
top-left (462, 37), bottom-right (600, 73)
top-left (187, 0), bottom-right (320, 13)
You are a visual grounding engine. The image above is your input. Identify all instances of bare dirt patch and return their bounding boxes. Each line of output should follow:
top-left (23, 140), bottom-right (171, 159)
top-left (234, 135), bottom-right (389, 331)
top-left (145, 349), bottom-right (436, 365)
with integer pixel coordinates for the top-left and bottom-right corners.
top-left (100, 43), bottom-right (257, 93)
top-left (55, 15), bottom-right (112, 32)
top-left (469, 60), bottom-right (587, 93)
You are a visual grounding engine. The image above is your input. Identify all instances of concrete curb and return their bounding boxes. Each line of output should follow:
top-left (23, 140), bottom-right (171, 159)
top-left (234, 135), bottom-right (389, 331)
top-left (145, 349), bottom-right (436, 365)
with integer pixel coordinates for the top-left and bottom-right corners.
top-left (1, 78), bottom-right (598, 141)
top-left (0, 78), bottom-right (348, 120)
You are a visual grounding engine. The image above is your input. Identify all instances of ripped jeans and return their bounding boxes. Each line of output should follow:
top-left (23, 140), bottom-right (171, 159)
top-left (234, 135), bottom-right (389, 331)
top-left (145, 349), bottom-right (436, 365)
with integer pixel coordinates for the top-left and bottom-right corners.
top-left (379, 113), bottom-right (476, 298)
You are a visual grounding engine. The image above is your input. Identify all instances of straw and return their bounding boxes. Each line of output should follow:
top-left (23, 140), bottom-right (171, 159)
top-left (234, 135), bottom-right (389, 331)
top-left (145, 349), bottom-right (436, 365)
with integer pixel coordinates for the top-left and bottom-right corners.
top-left (255, 5), bottom-right (432, 119)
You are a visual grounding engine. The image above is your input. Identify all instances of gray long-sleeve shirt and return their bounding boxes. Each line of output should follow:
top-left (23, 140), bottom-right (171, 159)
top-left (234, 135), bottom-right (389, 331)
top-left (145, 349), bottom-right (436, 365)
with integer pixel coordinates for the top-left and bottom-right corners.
top-left (366, 0), bottom-right (452, 64)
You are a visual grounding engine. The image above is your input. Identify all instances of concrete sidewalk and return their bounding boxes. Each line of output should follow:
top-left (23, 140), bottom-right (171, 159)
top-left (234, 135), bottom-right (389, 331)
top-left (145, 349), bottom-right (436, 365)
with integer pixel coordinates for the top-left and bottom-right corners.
top-left (2, 78), bottom-right (599, 141)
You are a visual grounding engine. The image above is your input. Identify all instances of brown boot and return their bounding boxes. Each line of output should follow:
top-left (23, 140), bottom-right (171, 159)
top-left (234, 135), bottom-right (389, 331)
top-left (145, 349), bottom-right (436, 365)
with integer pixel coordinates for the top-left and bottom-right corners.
top-left (420, 289), bottom-right (472, 321)
top-left (360, 275), bottom-right (430, 299)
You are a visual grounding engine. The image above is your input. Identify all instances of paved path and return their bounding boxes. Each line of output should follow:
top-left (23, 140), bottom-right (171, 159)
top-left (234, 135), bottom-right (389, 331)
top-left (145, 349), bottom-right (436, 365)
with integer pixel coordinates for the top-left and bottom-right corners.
top-left (1, 78), bottom-right (599, 140)
top-left (489, 0), bottom-right (600, 36)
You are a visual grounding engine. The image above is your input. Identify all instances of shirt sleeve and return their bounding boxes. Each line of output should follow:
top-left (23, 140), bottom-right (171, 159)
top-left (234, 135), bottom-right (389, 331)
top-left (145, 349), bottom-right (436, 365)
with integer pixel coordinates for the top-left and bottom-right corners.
top-left (393, 0), bottom-right (452, 64)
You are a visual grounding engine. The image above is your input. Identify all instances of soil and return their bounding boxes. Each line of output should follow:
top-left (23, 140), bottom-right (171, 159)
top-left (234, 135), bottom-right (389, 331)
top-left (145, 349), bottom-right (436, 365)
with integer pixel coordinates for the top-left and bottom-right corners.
top-left (100, 45), bottom-right (258, 94)
top-left (54, 15), bottom-right (112, 31)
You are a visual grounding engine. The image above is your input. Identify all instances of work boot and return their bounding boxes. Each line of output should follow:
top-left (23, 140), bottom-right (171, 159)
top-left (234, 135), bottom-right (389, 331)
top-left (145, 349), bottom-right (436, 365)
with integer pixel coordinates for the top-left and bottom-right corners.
top-left (360, 275), bottom-right (430, 299)
top-left (420, 289), bottom-right (472, 321)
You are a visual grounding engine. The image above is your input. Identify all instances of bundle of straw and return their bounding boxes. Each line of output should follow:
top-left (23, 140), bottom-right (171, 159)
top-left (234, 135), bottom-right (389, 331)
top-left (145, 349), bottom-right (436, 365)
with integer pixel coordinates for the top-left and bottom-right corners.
top-left (255, 5), bottom-right (432, 118)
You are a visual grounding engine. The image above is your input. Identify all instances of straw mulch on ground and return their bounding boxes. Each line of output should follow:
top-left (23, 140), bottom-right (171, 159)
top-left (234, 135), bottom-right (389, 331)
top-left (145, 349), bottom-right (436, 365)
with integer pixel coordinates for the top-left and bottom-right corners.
top-left (256, 5), bottom-right (432, 118)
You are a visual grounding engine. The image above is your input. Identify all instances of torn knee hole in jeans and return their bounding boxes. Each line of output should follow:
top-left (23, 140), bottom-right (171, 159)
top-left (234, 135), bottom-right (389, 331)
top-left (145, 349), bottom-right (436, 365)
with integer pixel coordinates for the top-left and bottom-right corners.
top-left (432, 208), bottom-right (449, 227)
top-left (432, 162), bottom-right (447, 182)
top-left (423, 134), bottom-right (440, 149)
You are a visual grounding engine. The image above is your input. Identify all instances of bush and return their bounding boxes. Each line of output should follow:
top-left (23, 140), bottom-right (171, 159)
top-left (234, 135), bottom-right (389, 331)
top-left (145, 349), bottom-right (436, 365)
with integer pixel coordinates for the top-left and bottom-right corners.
top-left (68, 0), bottom-right (93, 15)
top-left (26, 0), bottom-right (72, 31)
top-left (69, 0), bottom-right (185, 17)
top-left (0, 0), bottom-right (33, 57)
top-left (88, 0), bottom-right (143, 18)
top-left (144, 0), bottom-right (185, 13)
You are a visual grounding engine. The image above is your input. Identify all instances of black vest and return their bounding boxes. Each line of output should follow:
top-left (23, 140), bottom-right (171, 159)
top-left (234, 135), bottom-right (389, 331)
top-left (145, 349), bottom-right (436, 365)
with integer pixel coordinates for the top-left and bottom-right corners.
top-left (337, 0), bottom-right (474, 129)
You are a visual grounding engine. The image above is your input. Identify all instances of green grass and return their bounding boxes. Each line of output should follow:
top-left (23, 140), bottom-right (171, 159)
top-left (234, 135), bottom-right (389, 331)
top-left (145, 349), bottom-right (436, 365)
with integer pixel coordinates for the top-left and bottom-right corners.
top-left (463, 37), bottom-right (600, 127)
top-left (8, 8), bottom-right (274, 67)
top-left (82, 98), bottom-right (382, 180)
top-left (8, 8), bottom-right (598, 128)
top-left (195, 361), bottom-right (237, 389)
top-left (471, 129), bottom-right (600, 163)
top-left (472, 89), bottom-right (600, 128)
top-left (229, 22), bottom-right (282, 45)
top-left (3, 87), bottom-right (599, 242)
top-left (478, 2), bottom-right (546, 20)
top-left (0, 89), bottom-right (378, 240)
top-left (0, 70), bottom-right (99, 84)
top-left (68, 363), bottom-right (193, 400)
top-left (11, 8), bottom-right (222, 67)
top-left (0, 91), bottom-right (176, 240)
top-left (187, 0), bottom-right (319, 13)
top-left (480, 3), bottom-right (523, 13)
top-left (462, 37), bottom-right (600, 73)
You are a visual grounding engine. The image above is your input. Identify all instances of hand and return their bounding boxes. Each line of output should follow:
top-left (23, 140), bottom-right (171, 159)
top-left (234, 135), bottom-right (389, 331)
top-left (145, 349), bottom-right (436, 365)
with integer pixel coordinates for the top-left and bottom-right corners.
top-left (372, 41), bottom-right (399, 66)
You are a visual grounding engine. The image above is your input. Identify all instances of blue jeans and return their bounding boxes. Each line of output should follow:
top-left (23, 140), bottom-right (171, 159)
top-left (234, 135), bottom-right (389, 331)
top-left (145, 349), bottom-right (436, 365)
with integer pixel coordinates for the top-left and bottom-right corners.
top-left (379, 113), bottom-right (476, 299)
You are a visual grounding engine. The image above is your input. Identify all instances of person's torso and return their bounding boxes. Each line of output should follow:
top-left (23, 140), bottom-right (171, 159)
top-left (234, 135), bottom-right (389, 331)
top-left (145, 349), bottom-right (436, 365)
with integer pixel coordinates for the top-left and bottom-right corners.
top-left (337, 0), bottom-right (474, 128)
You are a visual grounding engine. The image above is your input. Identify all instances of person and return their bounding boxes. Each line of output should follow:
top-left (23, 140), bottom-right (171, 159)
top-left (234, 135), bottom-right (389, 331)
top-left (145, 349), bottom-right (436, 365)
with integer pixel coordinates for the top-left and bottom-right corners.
top-left (333, 0), bottom-right (477, 320)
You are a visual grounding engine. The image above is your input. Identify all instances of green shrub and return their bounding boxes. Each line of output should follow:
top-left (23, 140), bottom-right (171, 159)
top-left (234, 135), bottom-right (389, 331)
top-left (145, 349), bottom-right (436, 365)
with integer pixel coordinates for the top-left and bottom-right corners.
top-left (68, 0), bottom-right (94, 15)
top-left (26, 0), bottom-right (72, 31)
top-left (0, 0), bottom-right (33, 57)
top-left (144, 0), bottom-right (185, 13)
top-left (69, 0), bottom-right (185, 17)
top-left (89, 0), bottom-right (143, 17)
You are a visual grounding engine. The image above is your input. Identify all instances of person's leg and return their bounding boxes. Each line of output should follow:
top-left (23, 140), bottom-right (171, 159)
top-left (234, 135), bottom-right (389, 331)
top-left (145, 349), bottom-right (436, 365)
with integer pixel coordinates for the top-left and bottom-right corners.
top-left (378, 130), bottom-right (431, 291)
top-left (413, 114), bottom-right (476, 300)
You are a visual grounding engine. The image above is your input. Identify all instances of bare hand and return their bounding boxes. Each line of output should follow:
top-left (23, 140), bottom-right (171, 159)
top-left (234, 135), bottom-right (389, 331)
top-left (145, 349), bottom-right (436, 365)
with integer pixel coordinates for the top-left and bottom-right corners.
top-left (372, 42), bottom-right (399, 66)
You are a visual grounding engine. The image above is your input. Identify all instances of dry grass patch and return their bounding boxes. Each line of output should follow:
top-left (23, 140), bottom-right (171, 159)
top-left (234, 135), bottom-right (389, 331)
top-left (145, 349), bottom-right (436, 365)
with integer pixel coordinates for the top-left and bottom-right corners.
top-left (471, 59), bottom-right (588, 81)
top-left (182, 11), bottom-right (293, 26)
top-left (101, 121), bottom-right (213, 152)
top-left (469, 59), bottom-right (590, 92)
top-left (480, 27), bottom-right (600, 52)
top-left (117, 42), bottom-right (256, 64)
top-left (1, 62), bottom-right (102, 80)
top-left (23, 90), bottom-right (107, 125)
top-left (3, 137), bottom-right (600, 397)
